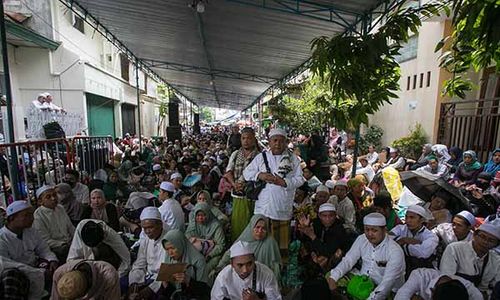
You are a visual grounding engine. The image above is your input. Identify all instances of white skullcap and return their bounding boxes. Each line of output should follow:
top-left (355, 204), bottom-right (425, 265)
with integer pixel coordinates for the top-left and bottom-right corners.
top-left (456, 210), bottom-right (476, 227)
top-left (140, 207), bottom-right (161, 221)
top-left (268, 128), bottom-right (287, 138)
top-left (201, 162), bottom-right (210, 167)
top-left (389, 147), bottom-right (398, 153)
top-left (318, 203), bottom-right (336, 213)
top-left (325, 180), bottom-right (335, 189)
top-left (363, 212), bottom-right (387, 226)
top-left (406, 205), bottom-right (431, 221)
top-left (152, 164), bottom-right (161, 171)
top-left (334, 180), bottom-right (348, 188)
top-left (478, 223), bottom-right (500, 240)
top-left (316, 185), bottom-right (329, 193)
top-left (160, 181), bottom-right (175, 192)
top-left (36, 185), bottom-right (55, 198)
top-left (170, 172), bottom-right (183, 180)
top-left (230, 241), bottom-right (254, 258)
top-left (6, 200), bottom-right (32, 217)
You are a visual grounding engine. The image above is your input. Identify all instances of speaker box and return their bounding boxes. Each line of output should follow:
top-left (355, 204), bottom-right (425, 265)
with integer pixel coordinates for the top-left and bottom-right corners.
top-left (167, 126), bottom-right (182, 142)
top-left (168, 102), bottom-right (180, 126)
top-left (193, 113), bottom-right (200, 134)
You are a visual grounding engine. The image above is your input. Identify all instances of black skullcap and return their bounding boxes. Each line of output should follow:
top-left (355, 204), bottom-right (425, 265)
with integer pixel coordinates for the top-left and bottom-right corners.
top-left (81, 221), bottom-right (104, 247)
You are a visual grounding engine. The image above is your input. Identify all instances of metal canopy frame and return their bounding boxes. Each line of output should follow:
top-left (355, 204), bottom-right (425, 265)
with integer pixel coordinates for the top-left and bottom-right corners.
top-left (59, 0), bottom-right (406, 111)
top-left (58, 0), bottom-right (197, 107)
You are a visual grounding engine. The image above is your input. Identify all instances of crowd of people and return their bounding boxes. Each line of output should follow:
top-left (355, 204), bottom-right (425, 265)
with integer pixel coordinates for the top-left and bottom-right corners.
top-left (0, 124), bottom-right (499, 300)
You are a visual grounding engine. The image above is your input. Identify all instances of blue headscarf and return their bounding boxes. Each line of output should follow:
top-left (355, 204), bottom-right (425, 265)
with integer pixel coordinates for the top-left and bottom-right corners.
top-left (484, 148), bottom-right (500, 176)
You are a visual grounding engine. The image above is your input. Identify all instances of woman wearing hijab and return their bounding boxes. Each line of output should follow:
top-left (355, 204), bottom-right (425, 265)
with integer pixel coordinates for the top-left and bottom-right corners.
top-left (484, 148), bottom-right (500, 177)
top-left (55, 183), bottom-right (82, 226)
top-left (451, 150), bottom-right (484, 187)
top-left (409, 144), bottom-right (433, 170)
top-left (431, 144), bottom-right (452, 165)
top-left (190, 190), bottom-right (228, 227)
top-left (215, 214), bottom-right (281, 280)
top-left (185, 203), bottom-right (226, 273)
top-left (82, 189), bottom-right (120, 232)
top-left (161, 230), bottom-right (209, 299)
top-left (446, 147), bottom-right (463, 173)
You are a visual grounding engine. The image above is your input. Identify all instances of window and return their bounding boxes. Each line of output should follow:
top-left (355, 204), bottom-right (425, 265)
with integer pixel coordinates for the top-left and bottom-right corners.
top-left (120, 54), bottom-right (130, 82)
top-left (426, 71), bottom-right (431, 87)
top-left (419, 73), bottom-right (424, 88)
top-left (395, 35), bottom-right (418, 63)
top-left (72, 13), bottom-right (85, 34)
top-left (407, 76), bottom-right (411, 90)
top-left (413, 75), bottom-right (417, 89)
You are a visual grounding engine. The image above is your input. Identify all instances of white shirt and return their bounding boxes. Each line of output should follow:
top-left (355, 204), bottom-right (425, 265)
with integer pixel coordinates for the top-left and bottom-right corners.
top-left (67, 219), bottom-right (131, 277)
top-left (0, 226), bottom-right (57, 266)
top-left (129, 229), bottom-right (167, 292)
top-left (211, 261), bottom-right (282, 300)
top-left (31, 100), bottom-right (47, 110)
top-left (0, 256), bottom-right (47, 299)
top-left (395, 268), bottom-right (483, 300)
top-left (336, 197), bottom-right (356, 231)
top-left (243, 150), bottom-right (304, 220)
top-left (330, 235), bottom-right (405, 300)
top-left (73, 182), bottom-right (89, 205)
top-left (390, 224), bottom-right (438, 258)
top-left (356, 165), bottom-right (375, 183)
top-left (440, 240), bottom-right (500, 293)
top-left (432, 222), bottom-right (473, 247)
top-left (33, 204), bottom-right (75, 249)
top-left (366, 152), bottom-right (379, 165)
top-left (158, 198), bottom-right (185, 232)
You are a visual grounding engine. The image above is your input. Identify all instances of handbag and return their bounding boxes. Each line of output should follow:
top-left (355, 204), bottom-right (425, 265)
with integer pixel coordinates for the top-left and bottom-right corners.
top-left (245, 151), bottom-right (271, 200)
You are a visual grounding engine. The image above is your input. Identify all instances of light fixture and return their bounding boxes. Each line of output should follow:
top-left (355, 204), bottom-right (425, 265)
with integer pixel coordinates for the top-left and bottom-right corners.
top-left (196, 2), bottom-right (205, 13)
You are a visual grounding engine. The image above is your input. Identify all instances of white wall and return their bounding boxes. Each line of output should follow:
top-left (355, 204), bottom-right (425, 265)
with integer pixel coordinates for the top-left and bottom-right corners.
top-left (369, 20), bottom-right (446, 146)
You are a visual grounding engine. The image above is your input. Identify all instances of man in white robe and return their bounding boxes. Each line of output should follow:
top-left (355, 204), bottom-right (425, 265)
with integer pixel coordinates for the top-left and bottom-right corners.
top-left (33, 185), bottom-right (75, 261)
top-left (128, 207), bottom-right (167, 299)
top-left (440, 223), bottom-right (500, 296)
top-left (395, 268), bottom-right (482, 300)
top-left (158, 181), bottom-right (185, 232)
top-left (432, 210), bottom-right (475, 247)
top-left (68, 219), bottom-right (130, 277)
top-left (327, 212), bottom-right (405, 300)
top-left (211, 241), bottom-right (282, 300)
top-left (64, 169), bottom-right (90, 205)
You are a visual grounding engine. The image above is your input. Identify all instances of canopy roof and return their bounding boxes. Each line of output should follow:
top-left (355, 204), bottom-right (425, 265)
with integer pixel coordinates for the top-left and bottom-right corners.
top-left (70, 0), bottom-right (385, 110)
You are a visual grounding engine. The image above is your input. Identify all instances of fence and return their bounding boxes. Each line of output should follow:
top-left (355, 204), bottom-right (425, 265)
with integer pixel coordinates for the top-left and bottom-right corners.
top-left (437, 98), bottom-right (500, 162)
top-left (0, 136), bottom-right (113, 207)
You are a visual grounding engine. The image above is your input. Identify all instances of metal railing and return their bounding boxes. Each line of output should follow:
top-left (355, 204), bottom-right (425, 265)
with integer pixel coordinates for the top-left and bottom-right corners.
top-left (437, 98), bottom-right (500, 162)
top-left (71, 136), bottom-right (114, 178)
top-left (0, 138), bottom-right (72, 206)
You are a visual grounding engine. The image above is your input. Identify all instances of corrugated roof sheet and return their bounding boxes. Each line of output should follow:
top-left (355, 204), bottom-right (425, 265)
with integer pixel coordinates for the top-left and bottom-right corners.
top-left (75, 0), bottom-right (381, 109)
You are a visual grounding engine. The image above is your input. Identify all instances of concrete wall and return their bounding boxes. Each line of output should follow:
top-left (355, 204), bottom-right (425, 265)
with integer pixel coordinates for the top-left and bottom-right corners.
top-left (369, 20), bottom-right (447, 146)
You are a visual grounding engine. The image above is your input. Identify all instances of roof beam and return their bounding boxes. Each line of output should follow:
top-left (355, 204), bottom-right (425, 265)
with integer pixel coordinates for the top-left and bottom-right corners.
top-left (58, 0), bottom-right (197, 106)
top-left (227, 0), bottom-right (360, 32)
top-left (171, 84), bottom-right (256, 99)
top-left (141, 58), bottom-right (279, 84)
top-left (194, 12), bottom-right (221, 108)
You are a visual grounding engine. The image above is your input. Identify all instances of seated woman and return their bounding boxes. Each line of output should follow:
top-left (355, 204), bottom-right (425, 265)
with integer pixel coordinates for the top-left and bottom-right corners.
top-left (215, 214), bottom-right (281, 281)
top-left (425, 190), bottom-right (452, 229)
top-left (102, 171), bottom-right (127, 203)
top-left (451, 150), bottom-right (483, 187)
top-left (190, 190), bottom-right (228, 227)
top-left (161, 230), bottom-right (210, 299)
top-left (185, 203), bottom-right (225, 273)
top-left (82, 189), bottom-right (120, 232)
top-left (303, 167), bottom-right (321, 191)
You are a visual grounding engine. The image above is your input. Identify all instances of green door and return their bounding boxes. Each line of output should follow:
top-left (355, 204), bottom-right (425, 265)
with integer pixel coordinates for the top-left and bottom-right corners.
top-left (86, 93), bottom-right (115, 138)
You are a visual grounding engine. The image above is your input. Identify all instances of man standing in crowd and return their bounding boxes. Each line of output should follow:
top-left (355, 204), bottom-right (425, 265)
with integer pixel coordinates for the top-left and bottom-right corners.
top-left (244, 128), bottom-right (304, 256)
top-left (327, 212), bottom-right (405, 300)
top-left (158, 181), bottom-right (185, 232)
top-left (211, 241), bottom-right (282, 299)
top-left (227, 124), bottom-right (242, 154)
top-left (225, 127), bottom-right (259, 241)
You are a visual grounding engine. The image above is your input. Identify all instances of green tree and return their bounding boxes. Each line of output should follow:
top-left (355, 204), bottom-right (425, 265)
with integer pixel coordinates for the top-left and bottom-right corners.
top-left (310, 2), bottom-right (439, 176)
top-left (435, 0), bottom-right (499, 98)
top-left (200, 107), bottom-right (214, 123)
top-left (156, 84), bottom-right (171, 135)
